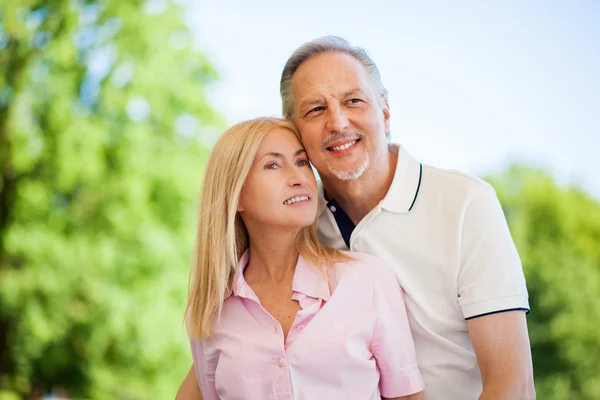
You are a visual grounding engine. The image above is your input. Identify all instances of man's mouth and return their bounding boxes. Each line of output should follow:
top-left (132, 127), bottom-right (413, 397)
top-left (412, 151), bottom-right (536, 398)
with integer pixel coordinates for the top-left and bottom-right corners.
top-left (326, 138), bottom-right (360, 152)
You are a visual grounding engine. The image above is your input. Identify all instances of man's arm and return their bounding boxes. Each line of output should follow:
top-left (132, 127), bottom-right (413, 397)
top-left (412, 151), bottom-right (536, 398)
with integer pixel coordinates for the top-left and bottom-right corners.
top-left (467, 311), bottom-right (535, 400)
top-left (457, 183), bottom-right (536, 399)
top-left (175, 365), bottom-right (203, 400)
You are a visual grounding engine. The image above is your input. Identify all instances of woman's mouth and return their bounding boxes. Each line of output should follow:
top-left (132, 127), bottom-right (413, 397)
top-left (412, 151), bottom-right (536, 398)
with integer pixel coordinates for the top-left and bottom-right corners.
top-left (283, 195), bottom-right (310, 205)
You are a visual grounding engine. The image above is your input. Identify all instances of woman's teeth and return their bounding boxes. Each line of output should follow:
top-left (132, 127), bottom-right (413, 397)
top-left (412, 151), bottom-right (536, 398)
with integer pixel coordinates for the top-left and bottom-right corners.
top-left (330, 140), bottom-right (358, 152)
top-left (283, 196), bottom-right (309, 205)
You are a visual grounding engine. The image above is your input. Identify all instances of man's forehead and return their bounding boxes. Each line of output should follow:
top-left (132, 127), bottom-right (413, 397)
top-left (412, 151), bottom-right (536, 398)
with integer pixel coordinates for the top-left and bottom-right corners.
top-left (291, 54), bottom-right (372, 101)
top-left (294, 53), bottom-right (366, 84)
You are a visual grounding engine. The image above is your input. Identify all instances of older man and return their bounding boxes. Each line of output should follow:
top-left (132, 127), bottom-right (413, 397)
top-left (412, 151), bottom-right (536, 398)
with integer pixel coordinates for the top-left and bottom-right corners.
top-left (279, 36), bottom-right (535, 400)
top-left (177, 36), bottom-right (535, 400)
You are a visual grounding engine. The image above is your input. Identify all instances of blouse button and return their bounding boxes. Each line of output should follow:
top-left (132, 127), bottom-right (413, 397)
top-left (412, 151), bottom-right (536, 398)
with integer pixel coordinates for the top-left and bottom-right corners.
top-left (329, 205), bottom-right (337, 212)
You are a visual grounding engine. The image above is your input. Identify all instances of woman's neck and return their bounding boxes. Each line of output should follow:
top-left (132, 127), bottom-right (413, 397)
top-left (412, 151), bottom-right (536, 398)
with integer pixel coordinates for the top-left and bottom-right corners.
top-left (243, 225), bottom-right (299, 284)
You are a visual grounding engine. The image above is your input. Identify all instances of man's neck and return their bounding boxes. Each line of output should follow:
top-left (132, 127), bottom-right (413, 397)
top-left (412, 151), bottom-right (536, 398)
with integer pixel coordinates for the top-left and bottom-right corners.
top-left (321, 146), bottom-right (398, 225)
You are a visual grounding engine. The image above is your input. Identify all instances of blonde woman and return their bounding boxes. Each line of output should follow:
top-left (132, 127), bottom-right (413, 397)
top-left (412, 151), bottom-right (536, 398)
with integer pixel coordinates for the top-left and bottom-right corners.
top-left (179, 118), bottom-right (424, 400)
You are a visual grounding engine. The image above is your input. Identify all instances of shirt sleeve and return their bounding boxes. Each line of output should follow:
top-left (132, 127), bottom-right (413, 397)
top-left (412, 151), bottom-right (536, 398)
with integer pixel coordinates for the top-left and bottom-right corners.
top-left (370, 258), bottom-right (425, 398)
top-left (457, 183), bottom-right (530, 319)
top-left (189, 336), bottom-right (220, 400)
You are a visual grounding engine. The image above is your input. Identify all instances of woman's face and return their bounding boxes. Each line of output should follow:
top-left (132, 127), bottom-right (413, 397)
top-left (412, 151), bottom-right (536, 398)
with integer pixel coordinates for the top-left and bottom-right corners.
top-left (238, 127), bottom-right (318, 232)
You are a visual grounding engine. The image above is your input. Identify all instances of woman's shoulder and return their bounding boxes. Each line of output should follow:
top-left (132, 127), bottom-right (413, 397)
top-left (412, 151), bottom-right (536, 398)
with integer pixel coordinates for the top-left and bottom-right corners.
top-left (331, 251), bottom-right (398, 282)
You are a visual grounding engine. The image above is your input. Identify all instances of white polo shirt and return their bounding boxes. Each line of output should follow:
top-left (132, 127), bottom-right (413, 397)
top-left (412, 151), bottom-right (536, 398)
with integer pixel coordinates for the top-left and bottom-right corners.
top-left (316, 144), bottom-right (529, 400)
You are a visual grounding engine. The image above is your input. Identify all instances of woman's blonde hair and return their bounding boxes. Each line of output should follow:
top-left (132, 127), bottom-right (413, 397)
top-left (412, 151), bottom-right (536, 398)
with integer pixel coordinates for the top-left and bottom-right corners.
top-left (186, 117), bottom-right (348, 341)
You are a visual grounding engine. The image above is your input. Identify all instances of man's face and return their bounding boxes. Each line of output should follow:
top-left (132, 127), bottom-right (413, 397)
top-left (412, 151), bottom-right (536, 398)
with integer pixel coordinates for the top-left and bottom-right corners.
top-left (291, 52), bottom-right (390, 181)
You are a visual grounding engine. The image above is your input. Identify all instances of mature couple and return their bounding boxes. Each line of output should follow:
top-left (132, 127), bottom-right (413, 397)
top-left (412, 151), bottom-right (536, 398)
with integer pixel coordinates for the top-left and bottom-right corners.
top-left (177, 36), bottom-right (535, 400)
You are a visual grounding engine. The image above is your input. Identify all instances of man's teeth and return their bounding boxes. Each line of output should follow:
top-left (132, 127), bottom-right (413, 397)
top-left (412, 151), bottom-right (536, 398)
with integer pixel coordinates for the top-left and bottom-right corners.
top-left (330, 140), bottom-right (358, 152)
top-left (283, 196), bottom-right (309, 205)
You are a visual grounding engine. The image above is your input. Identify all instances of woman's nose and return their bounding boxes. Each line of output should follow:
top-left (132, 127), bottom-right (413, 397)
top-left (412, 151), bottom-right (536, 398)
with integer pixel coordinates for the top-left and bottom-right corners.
top-left (287, 168), bottom-right (307, 187)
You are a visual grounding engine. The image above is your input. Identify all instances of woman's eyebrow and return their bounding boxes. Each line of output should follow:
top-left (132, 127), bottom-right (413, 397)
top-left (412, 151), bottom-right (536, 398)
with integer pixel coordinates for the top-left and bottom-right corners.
top-left (259, 148), bottom-right (305, 162)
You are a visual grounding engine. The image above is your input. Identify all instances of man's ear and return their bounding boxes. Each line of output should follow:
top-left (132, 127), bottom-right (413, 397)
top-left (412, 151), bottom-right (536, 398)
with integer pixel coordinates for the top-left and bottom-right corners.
top-left (382, 97), bottom-right (391, 135)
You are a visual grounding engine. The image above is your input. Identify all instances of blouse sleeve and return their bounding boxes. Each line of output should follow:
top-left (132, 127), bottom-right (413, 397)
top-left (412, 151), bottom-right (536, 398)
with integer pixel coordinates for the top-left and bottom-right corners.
top-left (189, 337), bottom-right (220, 400)
top-left (370, 258), bottom-right (425, 398)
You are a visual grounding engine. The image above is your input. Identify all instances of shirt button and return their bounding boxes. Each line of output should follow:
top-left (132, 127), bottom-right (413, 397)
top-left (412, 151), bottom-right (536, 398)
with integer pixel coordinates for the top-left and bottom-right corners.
top-left (329, 205), bottom-right (337, 212)
top-left (277, 358), bottom-right (284, 368)
top-left (298, 325), bottom-right (304, 331)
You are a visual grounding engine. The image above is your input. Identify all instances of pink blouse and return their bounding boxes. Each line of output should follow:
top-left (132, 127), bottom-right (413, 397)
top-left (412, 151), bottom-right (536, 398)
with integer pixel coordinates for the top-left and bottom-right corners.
top-left (189, 250), bottom-right (424, 400)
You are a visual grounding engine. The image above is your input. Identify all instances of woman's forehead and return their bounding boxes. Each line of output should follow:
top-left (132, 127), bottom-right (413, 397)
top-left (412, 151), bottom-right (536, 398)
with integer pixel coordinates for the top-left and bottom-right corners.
top-left (251, 128), bottom-right (304, 163)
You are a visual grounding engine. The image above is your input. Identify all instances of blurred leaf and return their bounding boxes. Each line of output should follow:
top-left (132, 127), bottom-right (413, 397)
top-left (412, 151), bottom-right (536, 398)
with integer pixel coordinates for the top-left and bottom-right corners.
top-left (0, 0), bottom-right (224, 398)
top-left (486, 166), bottom-right (600, 400)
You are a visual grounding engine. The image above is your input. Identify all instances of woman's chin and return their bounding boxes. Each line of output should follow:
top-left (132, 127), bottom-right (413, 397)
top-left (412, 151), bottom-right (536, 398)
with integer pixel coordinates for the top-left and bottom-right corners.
top-left (278, 216), bottom-right (318, 232)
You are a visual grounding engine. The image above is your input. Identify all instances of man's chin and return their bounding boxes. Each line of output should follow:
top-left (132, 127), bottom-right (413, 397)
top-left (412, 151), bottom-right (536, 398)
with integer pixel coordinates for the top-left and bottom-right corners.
top-left (327, 161), bottom-right (370, 181)
top-left (321, 149), bottom-right (370, 179)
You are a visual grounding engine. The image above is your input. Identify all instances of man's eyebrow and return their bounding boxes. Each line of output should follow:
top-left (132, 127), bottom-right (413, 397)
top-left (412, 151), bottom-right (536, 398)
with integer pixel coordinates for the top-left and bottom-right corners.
top-left (341, 88), bottom-right (366, 98)
top-left (299, 98), bottom-right (323, 111)
top-left (299, 89), bottom-right (366, 111)
top-left (258, 148), bottom-right (305, 161)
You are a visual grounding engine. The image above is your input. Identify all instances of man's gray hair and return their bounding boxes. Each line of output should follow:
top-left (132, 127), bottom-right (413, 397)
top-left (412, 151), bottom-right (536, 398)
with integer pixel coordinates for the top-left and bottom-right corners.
top-left (280, 36), bottom-right (388, 121)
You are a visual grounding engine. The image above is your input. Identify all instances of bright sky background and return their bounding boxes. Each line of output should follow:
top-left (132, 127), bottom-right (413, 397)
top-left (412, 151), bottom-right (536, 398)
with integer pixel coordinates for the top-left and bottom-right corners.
top-left (184, 0), bottom-right (600, 199)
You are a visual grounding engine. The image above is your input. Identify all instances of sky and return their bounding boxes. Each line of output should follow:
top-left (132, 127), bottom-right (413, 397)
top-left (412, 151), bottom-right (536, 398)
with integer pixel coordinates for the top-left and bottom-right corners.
top-left (183, 0), bottom-right (600, 198)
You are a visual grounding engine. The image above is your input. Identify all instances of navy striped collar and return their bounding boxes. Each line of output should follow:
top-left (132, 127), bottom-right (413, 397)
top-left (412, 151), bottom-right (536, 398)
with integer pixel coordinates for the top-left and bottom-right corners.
top-left (380, 144), bottom-right (423, 213)
top-left (317, 144), bottom-right (423, 217)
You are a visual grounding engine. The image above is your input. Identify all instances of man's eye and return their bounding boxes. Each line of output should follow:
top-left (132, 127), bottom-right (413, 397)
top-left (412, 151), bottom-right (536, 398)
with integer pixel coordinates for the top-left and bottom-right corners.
top-left (265, 162), bottom-right (279, 170)
top-left (297, 159), bottom-right (309, 167)
top-left (306, 106), bottom-right (325, 116)
top-left (348, 98), bottom-right (363, 104)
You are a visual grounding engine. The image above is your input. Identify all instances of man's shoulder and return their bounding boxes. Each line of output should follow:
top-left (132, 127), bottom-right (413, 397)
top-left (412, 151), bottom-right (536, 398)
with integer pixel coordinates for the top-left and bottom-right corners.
top-left (421, 163), bottom-right (496, 205)
top-left (423, 163), bottom-right (492, 191)
top-left (389, 145), bottom-right (496, 212)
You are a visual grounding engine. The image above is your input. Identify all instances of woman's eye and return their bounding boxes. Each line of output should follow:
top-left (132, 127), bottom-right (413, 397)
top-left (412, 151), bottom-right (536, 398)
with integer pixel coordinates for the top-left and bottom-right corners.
top-left (297, 159), bottom-right (309, 167)
top-left (265, 162), bottom-right (279, 170)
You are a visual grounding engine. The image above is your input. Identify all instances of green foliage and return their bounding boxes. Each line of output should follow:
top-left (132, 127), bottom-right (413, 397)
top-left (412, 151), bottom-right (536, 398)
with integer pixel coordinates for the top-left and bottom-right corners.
top-left (1, 1), bottom-right (598, 399)
top-left (0, 0), bottom-right (224, 398)
top-left (487, 166), bottom-right (600, 400)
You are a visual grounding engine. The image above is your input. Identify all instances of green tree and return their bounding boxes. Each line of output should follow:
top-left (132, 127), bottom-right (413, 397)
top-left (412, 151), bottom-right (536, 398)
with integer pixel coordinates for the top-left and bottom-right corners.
top-left (487, 166), bottom-right (600, 400)
top-left (0, 0), bottom-right (223, 398)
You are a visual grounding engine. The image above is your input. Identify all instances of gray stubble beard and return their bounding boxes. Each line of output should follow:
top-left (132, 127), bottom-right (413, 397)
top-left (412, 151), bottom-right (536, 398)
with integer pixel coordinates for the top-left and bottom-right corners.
top-left (324, 147), bottom-right (370, 181)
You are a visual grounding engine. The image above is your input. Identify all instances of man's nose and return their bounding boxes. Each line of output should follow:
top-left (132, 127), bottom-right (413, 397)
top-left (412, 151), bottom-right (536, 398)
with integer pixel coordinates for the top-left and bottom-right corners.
top-left (325, 104), bottom-right (349, 133)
